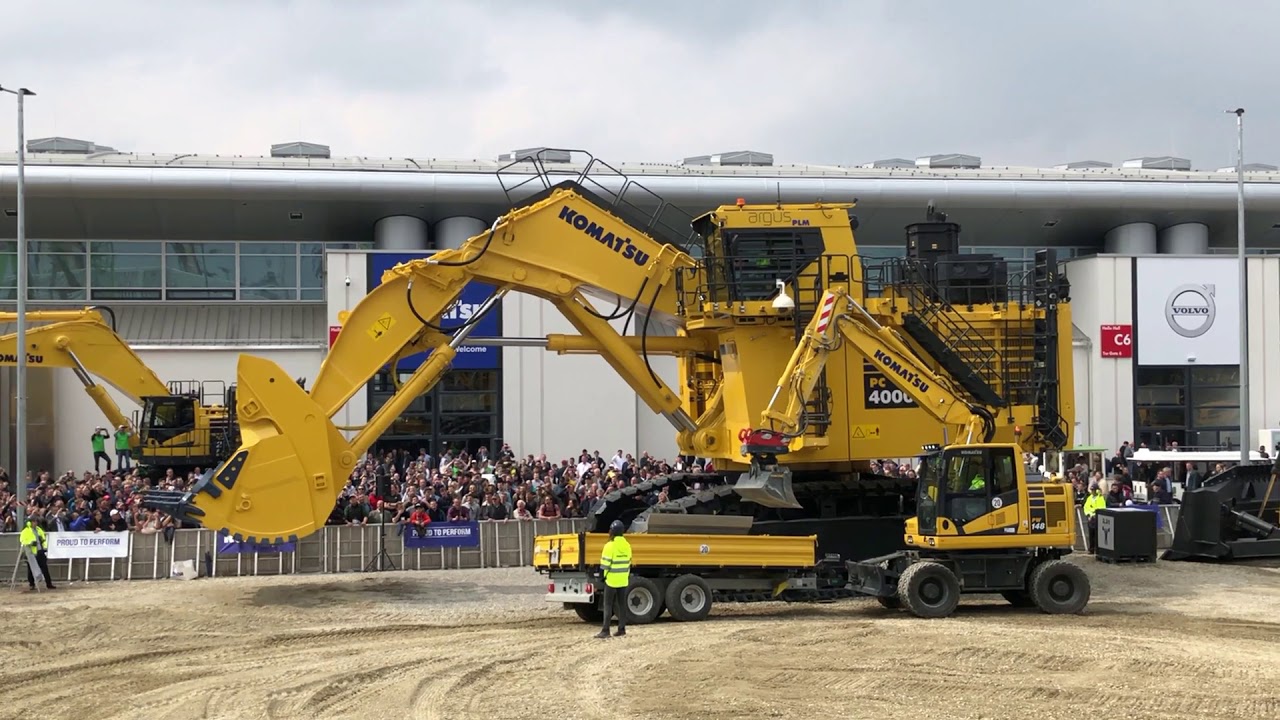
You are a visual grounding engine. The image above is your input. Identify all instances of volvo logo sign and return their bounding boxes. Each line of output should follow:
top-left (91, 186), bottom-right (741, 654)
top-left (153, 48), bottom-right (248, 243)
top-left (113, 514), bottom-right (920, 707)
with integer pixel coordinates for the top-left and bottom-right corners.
top-left (1165, 284), bottom-right (1216, 338)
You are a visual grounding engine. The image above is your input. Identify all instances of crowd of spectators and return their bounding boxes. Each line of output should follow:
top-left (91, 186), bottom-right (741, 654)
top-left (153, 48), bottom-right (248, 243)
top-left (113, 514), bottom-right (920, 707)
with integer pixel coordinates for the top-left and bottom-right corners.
top-left (326, 443), bottom-right (715, 536)
top-left (11, 435), bottom-right (1271, 537)
top-left (0, 464), bottom-right (194, 535)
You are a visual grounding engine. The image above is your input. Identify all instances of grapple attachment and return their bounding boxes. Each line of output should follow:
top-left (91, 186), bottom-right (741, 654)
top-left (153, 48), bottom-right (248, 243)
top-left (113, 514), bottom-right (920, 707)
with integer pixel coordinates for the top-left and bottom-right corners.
top-left (142, 354), bottom-right (356, 544)
top-left (734, 464), bottom-right (801, 509)
top-left (734, 428), bottom-right (802, 509)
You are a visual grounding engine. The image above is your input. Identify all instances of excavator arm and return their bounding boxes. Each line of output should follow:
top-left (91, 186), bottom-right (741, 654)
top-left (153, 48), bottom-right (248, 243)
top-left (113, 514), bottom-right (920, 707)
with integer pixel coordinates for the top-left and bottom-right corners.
top-left (146, 181), bottom-right (705, 543)
top-left (0, 307), bottom-right (172, 447)
top-left (739, 287), bottom-right (997, 507)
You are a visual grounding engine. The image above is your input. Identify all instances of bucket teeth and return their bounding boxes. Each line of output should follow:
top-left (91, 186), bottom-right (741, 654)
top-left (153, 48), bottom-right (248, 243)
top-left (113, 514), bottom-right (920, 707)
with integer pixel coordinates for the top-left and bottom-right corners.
top-left (140, 489), bottom-right (207, 526)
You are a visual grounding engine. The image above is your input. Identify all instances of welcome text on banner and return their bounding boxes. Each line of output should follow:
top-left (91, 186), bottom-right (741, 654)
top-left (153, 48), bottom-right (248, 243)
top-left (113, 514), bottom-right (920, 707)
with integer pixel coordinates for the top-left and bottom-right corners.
top-left (47, 531), bottom-right (131, 559)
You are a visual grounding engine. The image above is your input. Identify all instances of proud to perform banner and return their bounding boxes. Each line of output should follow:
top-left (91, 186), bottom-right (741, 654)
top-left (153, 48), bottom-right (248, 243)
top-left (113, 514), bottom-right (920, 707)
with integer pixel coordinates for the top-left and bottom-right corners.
top-left (47, 531), bottom-right (131, 559)
top-left (404, 521), bottom-right (481, 549)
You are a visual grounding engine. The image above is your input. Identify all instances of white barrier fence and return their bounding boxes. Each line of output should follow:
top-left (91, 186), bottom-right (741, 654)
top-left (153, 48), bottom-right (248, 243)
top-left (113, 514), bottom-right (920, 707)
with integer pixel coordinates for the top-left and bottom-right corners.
top-left (2, 505), bottom-right (1181, 584)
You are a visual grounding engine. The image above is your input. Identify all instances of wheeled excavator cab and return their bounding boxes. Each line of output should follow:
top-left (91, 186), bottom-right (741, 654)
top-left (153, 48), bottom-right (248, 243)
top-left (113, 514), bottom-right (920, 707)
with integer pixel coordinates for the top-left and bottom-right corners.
top-left (905, 442), bottom-right (1075, 548)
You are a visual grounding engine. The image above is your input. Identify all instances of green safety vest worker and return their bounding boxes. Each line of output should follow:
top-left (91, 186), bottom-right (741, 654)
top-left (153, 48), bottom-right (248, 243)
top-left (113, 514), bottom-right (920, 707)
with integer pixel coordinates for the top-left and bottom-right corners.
top-left (115, 428), bottom-right (131, 451)
top-left (968, 474), bottom-right (986, 491)
top-left (20, 521), bottom-right (47, 554)
top-left (600, 534), bottom-right (633, 589)
top-left (91, 431), bottom-right (106, 453)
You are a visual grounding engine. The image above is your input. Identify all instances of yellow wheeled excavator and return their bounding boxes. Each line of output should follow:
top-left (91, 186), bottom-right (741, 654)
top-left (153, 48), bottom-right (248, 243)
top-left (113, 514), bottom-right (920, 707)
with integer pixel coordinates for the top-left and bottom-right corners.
top-left (0, 306), bottom-right (240, 476)
top-left (739, 286), bottom-right (1089, 617)
top-left (142, 150), bottom-right (1074, 566)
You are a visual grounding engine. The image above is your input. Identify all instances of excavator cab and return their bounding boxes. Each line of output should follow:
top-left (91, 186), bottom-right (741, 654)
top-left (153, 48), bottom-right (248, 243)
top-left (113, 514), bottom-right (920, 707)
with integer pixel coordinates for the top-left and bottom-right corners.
top-left (905, 442), bottom-right (1074, 550)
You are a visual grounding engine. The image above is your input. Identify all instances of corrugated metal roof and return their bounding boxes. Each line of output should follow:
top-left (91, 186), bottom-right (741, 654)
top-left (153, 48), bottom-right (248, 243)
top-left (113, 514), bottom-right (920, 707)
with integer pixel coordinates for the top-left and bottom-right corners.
top-left (0, 304), bottom-right (326, 346)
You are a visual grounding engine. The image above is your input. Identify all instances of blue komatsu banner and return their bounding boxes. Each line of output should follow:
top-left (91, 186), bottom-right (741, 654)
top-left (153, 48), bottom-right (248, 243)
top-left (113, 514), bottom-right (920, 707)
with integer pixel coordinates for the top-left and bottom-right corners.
top-left (368, 251), bottom-right (502, 370)
top-left (217, 532), bottom-right (297, 554)
top-left (403, 521), bottom-right (482, 549)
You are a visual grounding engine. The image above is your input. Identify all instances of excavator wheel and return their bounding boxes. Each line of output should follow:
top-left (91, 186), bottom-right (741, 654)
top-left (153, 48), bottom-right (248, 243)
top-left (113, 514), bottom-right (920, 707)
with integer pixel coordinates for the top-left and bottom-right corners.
top-left (896, 561), bottom-right (961, 619)
top-left (1001, 590), bottom-right (1036, 608)
top-left (1028, 559), bottom-right (1091, 615)
top-left (623, 577), bottom-right (665, 624)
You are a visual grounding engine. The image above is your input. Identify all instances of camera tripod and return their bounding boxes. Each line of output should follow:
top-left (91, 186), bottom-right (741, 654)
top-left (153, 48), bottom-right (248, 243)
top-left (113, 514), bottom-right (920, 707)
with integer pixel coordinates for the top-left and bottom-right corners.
top-left (363, 520), bottom-right (398, 572)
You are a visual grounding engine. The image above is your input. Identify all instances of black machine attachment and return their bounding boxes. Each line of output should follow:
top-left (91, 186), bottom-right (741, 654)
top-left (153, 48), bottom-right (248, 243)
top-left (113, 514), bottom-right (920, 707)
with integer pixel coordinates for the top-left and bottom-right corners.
top-left (1163, 460), bottom-right (1280, 562)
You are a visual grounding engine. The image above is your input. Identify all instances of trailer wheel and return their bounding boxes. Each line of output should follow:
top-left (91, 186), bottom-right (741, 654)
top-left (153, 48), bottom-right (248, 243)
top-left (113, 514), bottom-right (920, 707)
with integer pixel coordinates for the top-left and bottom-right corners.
top-left (897, 561), bottom-right (961, 619)
top-left (876, 595), bottom-right (902, 610)
top-left (572, 602), bottom-right (603, 623)
top-left (1001, 590), bottom-right (1035, 608)
top-left (665, 574), bottom-right (713, 622)
top-left (1028, 559), bottom-right (1091, 615)
top-left (624, 577), bottom-right (664, 624)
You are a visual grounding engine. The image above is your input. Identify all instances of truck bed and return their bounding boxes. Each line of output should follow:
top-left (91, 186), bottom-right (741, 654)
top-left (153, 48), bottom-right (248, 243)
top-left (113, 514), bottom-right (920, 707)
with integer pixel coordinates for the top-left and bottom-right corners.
top-left (532, 531), bottom-right (818, 571)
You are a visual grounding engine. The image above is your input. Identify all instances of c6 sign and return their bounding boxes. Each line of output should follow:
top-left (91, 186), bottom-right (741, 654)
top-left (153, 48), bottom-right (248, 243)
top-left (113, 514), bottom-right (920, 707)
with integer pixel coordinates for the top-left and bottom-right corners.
top-left (1100, 324), bottom-right (1132, 358)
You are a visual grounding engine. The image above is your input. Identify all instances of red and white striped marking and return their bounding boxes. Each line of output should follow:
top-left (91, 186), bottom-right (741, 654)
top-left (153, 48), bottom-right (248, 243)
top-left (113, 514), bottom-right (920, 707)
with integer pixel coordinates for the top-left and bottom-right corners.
top-left (814, 292), bottom-right (838, 333)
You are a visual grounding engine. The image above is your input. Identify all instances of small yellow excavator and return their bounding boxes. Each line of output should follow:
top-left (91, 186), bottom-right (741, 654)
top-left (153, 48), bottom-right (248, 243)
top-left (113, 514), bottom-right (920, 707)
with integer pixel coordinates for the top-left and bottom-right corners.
top-left (740, 286), bottom-right (1088, 617)
top-left (0, 306), bottom-right (240, 476)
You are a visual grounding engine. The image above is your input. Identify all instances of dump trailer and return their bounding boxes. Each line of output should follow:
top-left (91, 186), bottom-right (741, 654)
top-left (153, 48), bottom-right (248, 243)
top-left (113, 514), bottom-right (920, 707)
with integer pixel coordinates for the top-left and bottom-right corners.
top-left (533, 514), bottom-right (855, 624)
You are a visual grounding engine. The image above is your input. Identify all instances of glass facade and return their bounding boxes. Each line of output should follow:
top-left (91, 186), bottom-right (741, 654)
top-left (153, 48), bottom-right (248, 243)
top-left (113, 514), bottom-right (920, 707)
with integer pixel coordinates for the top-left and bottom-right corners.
top-left (367, 369), bottom-right (502, 456)
top-left (1135, 366), bottom-right (1241, 450)
top-left (0, 240), bottom-right (369, 302)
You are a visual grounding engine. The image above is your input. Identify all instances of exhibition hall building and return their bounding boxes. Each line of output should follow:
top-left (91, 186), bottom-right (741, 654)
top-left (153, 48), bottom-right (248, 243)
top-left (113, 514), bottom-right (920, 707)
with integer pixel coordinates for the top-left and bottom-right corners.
top-left (3, 139), bottom-right (1280, 471)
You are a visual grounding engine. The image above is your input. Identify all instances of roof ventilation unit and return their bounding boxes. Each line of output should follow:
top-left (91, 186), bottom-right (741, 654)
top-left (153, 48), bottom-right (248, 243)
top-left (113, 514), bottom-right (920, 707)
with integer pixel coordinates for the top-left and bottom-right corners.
top-left (915, 153), bottom-right (981, 169)
top-left (681, 150), bottom-right (774, 167)
top-left (1121, 156), bottom-right (1190, 171)
top-left (859, 158), bottom-right (916, 169)
top-left (271, 141), bottom-right (331, 159)
top-left (498, 147), bottom-right (572, 163)
top-left (1053, 160), bottom-right (1113, 170)
top-left (27, 136), bottom-right (115, 154)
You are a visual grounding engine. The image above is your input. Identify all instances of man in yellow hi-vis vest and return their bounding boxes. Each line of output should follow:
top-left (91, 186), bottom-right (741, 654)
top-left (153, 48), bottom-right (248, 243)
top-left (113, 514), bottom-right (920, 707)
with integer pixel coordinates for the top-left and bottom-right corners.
top-left (20, 517), bottom-right (56, 591)
top-left (595, 520), bottom-right (632, 638)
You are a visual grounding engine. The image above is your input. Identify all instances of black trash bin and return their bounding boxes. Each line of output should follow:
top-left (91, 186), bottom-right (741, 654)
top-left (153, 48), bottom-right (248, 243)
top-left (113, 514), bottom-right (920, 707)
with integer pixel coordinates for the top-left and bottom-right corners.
top-left (1096, 507), bottom-right (1158, 564)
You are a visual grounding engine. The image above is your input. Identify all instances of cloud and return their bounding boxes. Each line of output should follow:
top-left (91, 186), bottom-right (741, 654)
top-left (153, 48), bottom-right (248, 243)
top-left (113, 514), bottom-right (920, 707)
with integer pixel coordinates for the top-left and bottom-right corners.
top-left (1, 0), bottom-right (1276, 168)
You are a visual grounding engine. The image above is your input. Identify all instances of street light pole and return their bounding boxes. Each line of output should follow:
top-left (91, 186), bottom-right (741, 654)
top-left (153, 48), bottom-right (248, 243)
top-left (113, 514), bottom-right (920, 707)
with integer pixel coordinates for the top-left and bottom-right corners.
top-left (0, 84), bottom-right (34, 523)
top-left (1229, 107), bottom-right (1249, 464)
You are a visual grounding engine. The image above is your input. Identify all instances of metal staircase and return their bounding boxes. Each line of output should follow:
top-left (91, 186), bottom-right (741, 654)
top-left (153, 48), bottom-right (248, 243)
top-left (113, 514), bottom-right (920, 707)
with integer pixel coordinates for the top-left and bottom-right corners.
top-left (892, 260), bottom-right (1008, 408)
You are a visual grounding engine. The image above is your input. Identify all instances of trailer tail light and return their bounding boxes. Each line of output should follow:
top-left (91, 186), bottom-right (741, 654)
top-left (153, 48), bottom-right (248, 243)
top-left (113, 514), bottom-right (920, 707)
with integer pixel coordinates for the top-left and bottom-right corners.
top-left (548, 582), bottom-right (555, 593)
top-left (585, 583), bottom-right (594, 595)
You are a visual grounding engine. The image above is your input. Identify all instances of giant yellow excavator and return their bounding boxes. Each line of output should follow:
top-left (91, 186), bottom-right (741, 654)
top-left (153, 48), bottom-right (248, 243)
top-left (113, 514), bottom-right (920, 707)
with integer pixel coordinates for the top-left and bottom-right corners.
top-left (143, 150), bottom-right (1074, 560)
top-left (0, 306), bottom-right (240, 475)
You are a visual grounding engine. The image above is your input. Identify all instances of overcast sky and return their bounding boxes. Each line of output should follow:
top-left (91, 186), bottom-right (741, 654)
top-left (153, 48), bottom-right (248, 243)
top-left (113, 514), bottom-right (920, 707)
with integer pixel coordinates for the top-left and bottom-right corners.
top-left (1, 0), bottom-right (1275, 169)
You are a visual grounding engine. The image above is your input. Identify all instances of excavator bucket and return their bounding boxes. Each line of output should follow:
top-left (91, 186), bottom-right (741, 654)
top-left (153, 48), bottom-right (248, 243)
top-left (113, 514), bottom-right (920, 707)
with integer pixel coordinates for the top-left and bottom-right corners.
top-left (143, 354), bottom-right (356, 544)
top-left (734, 464), bottom-right (802, 509)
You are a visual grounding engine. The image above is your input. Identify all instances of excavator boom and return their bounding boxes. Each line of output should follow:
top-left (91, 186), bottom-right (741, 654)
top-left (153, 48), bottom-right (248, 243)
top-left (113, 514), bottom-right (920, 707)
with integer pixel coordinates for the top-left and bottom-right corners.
top-left (147, 181), bottom-right (704, 543)
top-left (740, 286), bottom-right (1035, 507)
top-left (0, 309), bottom-right (172, 446)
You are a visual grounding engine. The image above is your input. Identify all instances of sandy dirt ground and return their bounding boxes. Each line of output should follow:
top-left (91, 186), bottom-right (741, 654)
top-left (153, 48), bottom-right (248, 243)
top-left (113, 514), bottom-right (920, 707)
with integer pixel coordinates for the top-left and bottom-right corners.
top-left (2, 556), bottom-right (1279, 720)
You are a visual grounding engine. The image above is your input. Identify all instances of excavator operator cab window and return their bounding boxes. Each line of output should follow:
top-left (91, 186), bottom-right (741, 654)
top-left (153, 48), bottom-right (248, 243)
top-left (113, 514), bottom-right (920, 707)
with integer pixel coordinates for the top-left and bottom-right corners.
top-left (915, 452), bottom-right (945, 534)
top-left (140, 397), bottom-right (197, 444)
top-left (942, 448), bottom-right (993, 527)
top-left (711, 228), bottom-right (825, 303)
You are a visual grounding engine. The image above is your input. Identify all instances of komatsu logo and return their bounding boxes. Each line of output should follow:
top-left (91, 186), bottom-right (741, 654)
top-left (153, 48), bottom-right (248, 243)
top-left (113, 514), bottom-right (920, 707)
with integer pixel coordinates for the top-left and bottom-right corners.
top-left (872, 349), bottom-right (930, 393)
top-left (0, 353), bottom-right (43, 363)
top-left (559, 205), bottom-right (650, 268)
